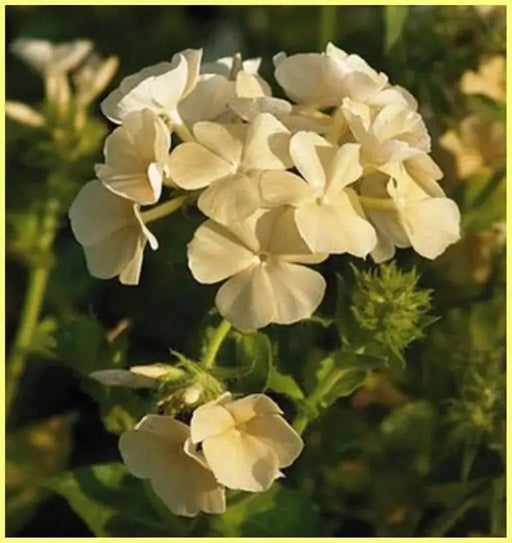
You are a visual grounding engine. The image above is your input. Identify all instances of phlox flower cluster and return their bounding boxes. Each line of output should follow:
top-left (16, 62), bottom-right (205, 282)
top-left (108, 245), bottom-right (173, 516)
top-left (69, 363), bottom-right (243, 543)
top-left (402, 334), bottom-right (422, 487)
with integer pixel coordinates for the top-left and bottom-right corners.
top-left (68, 44), bottom-right (461, 331)
top-left (93, 363), bottom-right (304, 518)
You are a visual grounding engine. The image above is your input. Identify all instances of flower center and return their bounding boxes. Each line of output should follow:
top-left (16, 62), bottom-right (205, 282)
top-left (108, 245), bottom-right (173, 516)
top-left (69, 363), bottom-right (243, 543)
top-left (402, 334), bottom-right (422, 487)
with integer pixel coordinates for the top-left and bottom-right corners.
top-left (257, 252), bottom-right (271, 264)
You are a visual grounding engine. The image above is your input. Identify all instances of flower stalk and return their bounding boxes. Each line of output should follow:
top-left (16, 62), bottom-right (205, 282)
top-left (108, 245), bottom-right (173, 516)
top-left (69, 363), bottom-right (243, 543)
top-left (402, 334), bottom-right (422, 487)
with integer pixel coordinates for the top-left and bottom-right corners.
top-left (141, 195), bottom-right (188, 223)
top-left (203, 319), bottom-right (232, 369)
top-left (6, 197), bottom-right (60, 415)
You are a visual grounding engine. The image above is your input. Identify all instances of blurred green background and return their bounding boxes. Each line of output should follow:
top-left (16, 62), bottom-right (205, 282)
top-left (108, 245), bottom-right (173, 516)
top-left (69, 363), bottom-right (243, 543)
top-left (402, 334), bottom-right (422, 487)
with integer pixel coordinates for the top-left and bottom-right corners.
top-left (6, 5), bottom-right (506, 537)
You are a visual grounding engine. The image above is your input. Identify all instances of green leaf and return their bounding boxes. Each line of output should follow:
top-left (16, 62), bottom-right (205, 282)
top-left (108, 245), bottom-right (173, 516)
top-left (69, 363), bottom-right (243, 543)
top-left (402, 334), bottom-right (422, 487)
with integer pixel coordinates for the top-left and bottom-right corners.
top-left (29, 317), bottom-right (58, 359)
top-left (210, 484), bottom-right (327, 536)
top-left (315, 352), bottom-right (381, 409)
top-left (267, 366), bottom-right (304, 401)
top-left (384, 6), bottom-right (408, 52)
top-left (229, 331), bottom-right (272, 394)
top-left (55, 313), bottom-right (128, 376)
top-left (47, 463), bottom-right (172, 536)
top-left (80, 380), bottom-right (151, 435)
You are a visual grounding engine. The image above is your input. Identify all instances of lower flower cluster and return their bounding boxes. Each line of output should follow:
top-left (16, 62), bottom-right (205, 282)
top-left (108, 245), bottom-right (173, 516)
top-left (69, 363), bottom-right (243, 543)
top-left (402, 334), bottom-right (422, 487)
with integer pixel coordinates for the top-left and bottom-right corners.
top-left (119, 392), bottom-right (303, 517)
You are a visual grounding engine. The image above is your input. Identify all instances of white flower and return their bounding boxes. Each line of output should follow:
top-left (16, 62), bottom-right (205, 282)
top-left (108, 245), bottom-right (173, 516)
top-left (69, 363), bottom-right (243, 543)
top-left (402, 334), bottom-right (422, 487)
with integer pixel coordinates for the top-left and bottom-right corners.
top-left (10, 38), bottom-right (92, 74)
top-left (95, 109), bottom-right (170, 205)
top-left (259, 133), bottom-right (377, 256)
top-left (273, 43), bottom-right (388, 110)
top-left (168, 113), bottom-right (292, 223)
top-left (179, 52), bottom-right (289, 127)
top-left (341, 98), bottom-right (430, 169)
top-left (460, 56), bottom-right (505, 103)
top-left (188, 207), bottom-right (327, 330)
top-left (73, 54), bottom-right (119, 107)
top-left (360, 165), bottom-right (461, 261)
top-left (120, 415), bottom-right (226, 517)
top-left (177, 72), bottom-right (235, 126)
top-left (101, 48), bottom-right (202, 124)
top-left (190, 392), bottom-right (303, 492)
top-left (69, 180), bottom-right (158, 285)
top-left (201, 52), bottom-right (261, 78)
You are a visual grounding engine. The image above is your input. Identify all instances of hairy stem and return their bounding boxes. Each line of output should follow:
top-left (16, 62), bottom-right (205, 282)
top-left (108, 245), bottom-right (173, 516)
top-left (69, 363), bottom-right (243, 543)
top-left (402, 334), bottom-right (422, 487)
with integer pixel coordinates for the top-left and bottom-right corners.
top-left (292, 360), bottom-right (348, 435)
top-left (6, 197), bottom-right (60, 415)
top-left (203, 319), bottom-right (232, 369)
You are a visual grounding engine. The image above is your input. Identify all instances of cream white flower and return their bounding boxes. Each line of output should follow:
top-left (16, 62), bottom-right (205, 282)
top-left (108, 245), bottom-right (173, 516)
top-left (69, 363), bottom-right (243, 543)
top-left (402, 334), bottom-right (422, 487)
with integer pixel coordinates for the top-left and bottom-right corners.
top-left (73, 53), bottom-right (119, 107)
top-left (101, 48), bottom-right (202, 124)
top-left (188, 208), bottom-right (327, 330)
top-left (120, 415), bottom-right (225, 517)
top-left (341, 97), bottom-right (430, 169)
top-left (69, 180), bottom-right (158, 285)
top-left (168, 113), bottom-right (292, 223)
top-left (10, 38), bottom-right (92, 74)
top-left (460, 55), bottom-right (505, 103)
top-left (201, 52), bottom-right (261, 78)
top-left (360, 166), bottom-right (461, 261)
top-left (259, 133), bottom-right (377, 256)
top-left (190, 392), bottom-right (303, 492)
top-left (180, 52), bottom-right (289, 127)
top-left (95, 109), bottom-right (170, 205)
top-left (274, 43), bottom-right (388, 110)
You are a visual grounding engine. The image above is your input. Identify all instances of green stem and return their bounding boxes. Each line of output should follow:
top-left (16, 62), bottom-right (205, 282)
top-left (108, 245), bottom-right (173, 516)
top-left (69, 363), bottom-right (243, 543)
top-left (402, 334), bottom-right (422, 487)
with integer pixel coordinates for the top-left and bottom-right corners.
top-left (6, 198), bottom-right (60, 414)
top-left (292, 361), bottom-right (346, 435)
top-left (359, 195), bottom-right (396, 211)
top-left (203, 319), bottom-right (232, 369)
top-left (318, 5), bottom-right (338, 50)
top-left (292, 412), bottom-right (309, 434)
top-left (141, 195), bottom-right (187, 223)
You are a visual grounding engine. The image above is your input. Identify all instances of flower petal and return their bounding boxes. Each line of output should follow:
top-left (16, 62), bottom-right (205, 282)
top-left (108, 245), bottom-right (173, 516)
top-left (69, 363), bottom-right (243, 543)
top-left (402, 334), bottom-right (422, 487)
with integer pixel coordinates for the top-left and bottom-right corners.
top-left (202, 430), bottom-right (280, 492)
top-left (370, 232), bottom-right (396, 263)
top-left (245, 413), bottom-right (303, 468)
top-left (400, 198), bottom-right (461, 259)
top-left (258, 170), bottom-right (313, 208)
top-left (192, 121), bottom-right (245, 167)
top-left (187, 220), bottom-right (257, 284)
top-left (118, 236), bottom-right (145, 285)
top-left (215, 263), bottom-right (275, 330)
top-left (119, 416), bottom-right (188, 478)
top-left (168, 142), bottom-right (234, 190)
top-left (198, 173), bottom-right (262, 223)
top-left (326, 142), bottom-right (363, 195)
top-left (69, 180), bottom-right (134, 246)
top-left (289, 131), bottom-right (334, 194)
top-left (242, 113), bottom-right (292, 171)
top-left (178, 74), bottom-right (235, 126)
top-left (274, 53), bottom-right (343, 109)
top-left (264, 260), bottom-right (326, 325)
top-left (82, 226), bottom-right (142, 281)
top-left (89, 369), bottom-right (158, 388)
top-left (120, 416), bottom-right (225, 517)
top-left (295, 194), bottom-right (377, 256)
top-left (190, 404), bottom-right (236, 444)
top-left (225, 394), bottom-right (283, 425)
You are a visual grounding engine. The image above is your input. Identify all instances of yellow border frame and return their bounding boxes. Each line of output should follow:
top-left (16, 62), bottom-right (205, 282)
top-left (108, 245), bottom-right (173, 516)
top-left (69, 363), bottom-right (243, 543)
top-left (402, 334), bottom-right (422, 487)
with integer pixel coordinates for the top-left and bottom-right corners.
top-left (1, 1), bottom-right (509, 542)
